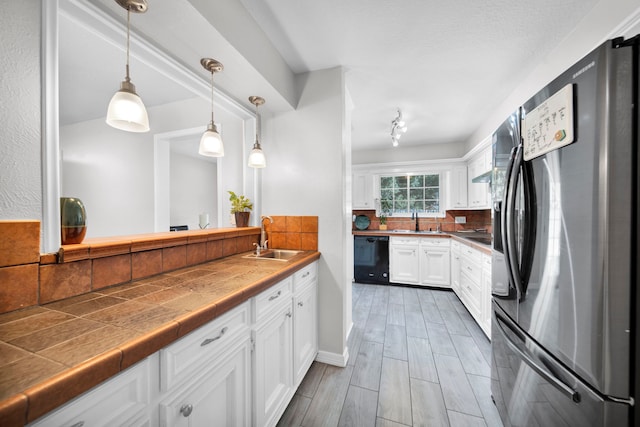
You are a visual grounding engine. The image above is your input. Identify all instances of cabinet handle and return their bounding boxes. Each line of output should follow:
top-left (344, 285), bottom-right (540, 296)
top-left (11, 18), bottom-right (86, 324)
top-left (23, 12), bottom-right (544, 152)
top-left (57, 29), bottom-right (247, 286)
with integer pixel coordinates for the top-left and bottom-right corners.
top-left (302, 271), bottom-right (310, 278)
top-left (286, 311), bottom-right (292, 318)
top-left (467, 266), bottom-right (472, 271)
top-left (70, 422), bottom-right (85, 427)
top-left (180, 403), bottom-right (193, 417)
top-left (200, 327), bottom-right (228, 347)
top-left (298, 301), bottom-right (304, 307)
top-left (269, 290), bottom-right (282, 301)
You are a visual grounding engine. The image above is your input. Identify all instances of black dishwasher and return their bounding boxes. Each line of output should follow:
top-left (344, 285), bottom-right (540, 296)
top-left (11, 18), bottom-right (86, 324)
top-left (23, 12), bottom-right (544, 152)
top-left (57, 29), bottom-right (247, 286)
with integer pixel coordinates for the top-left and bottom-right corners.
top-left (354, 236), bottom-right (389, 284)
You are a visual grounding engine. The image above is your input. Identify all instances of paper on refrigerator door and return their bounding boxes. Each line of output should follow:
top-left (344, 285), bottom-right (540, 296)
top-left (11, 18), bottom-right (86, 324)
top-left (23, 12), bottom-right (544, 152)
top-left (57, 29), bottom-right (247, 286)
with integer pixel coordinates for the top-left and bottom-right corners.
top-left (522, 84), bottom-right (575, 161)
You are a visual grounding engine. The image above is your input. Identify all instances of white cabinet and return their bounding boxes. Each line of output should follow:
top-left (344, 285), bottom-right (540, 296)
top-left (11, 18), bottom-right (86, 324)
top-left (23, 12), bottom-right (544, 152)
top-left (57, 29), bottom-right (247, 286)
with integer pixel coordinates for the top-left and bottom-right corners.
top-left (480, 253), bottom-right (492, 338)
top-left (467, 146), bottom-right (491, 209)
top-left (253, 277), bottom-right (294, 427)
top-left (159, 340), bottom-right (251, 427)
top-left (390, 236), bottom-right (420, 284)
top-left (29, 356), bottom-right (152, 427)
top-left (353, 172), bottom-right (375, 209)
top-left (447, 165), bottom-right (468, 209)
top-left (292, 263), bottom-right (318, 387)
top-left (450, 240), bottom-right (461, 294)
top-left (159, 302), bottom-right (252, 427)
top-left (419, 238), bottom-right (450, 288)
top-left (451, 240), bottom-right (492, 338)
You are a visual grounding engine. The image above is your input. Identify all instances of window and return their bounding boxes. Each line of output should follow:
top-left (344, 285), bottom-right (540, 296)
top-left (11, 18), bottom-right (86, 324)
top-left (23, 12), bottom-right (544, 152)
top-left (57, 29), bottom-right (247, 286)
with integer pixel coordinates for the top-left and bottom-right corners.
top-left (379, 173), bottom-right (442, 216)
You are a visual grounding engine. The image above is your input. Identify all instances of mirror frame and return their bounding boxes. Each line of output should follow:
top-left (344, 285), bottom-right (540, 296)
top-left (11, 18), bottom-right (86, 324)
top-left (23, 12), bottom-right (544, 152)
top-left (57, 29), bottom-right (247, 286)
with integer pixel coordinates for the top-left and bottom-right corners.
top-left (42, 0), bottom-right (259, 252)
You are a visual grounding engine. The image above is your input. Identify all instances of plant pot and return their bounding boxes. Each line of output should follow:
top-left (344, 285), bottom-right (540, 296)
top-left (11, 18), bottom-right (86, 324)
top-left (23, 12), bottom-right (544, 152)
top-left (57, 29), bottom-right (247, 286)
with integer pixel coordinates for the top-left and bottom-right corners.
top-left (234, 212), bottom-right (250, 227)
top-left (60, 197), bottom-right (87, 244)
top-left (379, 224), bottom-right (387, 230)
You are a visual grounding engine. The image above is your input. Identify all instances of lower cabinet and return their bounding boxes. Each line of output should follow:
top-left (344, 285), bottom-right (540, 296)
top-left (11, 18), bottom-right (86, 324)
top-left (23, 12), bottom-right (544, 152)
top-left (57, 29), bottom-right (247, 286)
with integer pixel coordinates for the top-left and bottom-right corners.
top-left (253, 301), bottom-right (294, 427)
top-left (28, 261), bottom-right (319, 427)
top-left (451, 240), bottom-right (492, 338)
top-left (159, 339), bottom-right (252, 427)
top-left (419, 239), bottom-right (450, 288)
top-left (389, 237), bottom-right (420, 284)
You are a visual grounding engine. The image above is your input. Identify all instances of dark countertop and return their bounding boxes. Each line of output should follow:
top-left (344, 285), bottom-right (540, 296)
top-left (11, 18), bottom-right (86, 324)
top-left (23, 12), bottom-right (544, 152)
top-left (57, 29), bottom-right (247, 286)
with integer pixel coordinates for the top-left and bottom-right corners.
top-left (0, 250), bottom-right (320, 426)
top-left (352, 229), bottom-right (492, 254)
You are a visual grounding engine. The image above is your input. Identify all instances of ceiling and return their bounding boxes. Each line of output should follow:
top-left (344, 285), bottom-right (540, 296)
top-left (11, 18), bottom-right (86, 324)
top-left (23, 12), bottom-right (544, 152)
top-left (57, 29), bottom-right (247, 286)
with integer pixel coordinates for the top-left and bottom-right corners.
top-left (60, 0), bottom-right (601, 154)
top-left (238, 0), bottom-right (599, 152)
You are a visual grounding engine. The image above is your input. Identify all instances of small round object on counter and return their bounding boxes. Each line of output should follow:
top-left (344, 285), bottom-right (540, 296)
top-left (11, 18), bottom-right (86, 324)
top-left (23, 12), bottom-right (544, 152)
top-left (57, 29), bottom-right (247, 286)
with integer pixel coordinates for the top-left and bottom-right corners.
top-left (354, 215), bottom-right (371, 230)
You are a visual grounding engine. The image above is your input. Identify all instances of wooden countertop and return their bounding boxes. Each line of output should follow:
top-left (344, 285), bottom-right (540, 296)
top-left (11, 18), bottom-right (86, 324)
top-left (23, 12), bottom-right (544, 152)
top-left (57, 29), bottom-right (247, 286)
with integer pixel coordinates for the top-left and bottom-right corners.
top-left (352, 230), bottom-right (492, 255)
top-left (0, 250), bottom-right (320, 426)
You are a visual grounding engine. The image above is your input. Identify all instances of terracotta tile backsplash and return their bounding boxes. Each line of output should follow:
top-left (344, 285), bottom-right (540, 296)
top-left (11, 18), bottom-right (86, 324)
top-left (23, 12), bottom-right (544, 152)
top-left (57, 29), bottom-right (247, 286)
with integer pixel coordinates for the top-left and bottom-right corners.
top-left (352, 209), bottom-right (492, 233)
top-left (0, 220), bottom-right (319, 316)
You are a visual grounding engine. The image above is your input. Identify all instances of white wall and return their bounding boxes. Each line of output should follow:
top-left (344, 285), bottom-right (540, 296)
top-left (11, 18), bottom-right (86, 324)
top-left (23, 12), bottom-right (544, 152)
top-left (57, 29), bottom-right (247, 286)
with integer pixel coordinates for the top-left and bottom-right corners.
top-left (465, 0), bottom-right (640, 152)
top-left (0, 0), bottom-right (41, 221)
top-left (170, 152), bottom-right (217, 230)
top-left (262, 67), bottom-right (351, 363)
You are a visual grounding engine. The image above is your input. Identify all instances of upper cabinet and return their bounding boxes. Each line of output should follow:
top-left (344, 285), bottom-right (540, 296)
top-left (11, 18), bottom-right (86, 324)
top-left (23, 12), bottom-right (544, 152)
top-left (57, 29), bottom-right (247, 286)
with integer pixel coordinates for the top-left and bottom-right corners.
top-left (446, 165), bottom-right (468, 209)
top-left (353, 172), bottom-right (375, 209)
top-left (467, 145), bottom-right (492, 209)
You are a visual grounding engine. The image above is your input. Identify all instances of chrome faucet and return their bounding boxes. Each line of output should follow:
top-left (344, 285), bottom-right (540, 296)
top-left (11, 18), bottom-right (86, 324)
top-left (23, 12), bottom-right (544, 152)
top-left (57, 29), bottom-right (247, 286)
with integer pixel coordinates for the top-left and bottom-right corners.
top-left (412, 210), bottom-right (419, 231)
top-left (260, 216), bottom-right (273, 249)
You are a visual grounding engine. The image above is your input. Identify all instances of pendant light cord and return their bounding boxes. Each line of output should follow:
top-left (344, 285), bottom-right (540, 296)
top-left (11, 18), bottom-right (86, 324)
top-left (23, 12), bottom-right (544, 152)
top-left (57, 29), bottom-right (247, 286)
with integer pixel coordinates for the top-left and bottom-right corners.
top-left (125, 7), bottom-right (131, 81)
top-left (210, 71), bottom-right (215, 124)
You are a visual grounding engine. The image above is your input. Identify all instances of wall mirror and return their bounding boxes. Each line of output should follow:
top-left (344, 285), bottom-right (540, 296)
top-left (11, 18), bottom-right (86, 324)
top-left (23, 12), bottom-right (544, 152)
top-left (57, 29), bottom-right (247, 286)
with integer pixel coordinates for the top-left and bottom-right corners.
top-left (43, 0), bottom-right (257, 251)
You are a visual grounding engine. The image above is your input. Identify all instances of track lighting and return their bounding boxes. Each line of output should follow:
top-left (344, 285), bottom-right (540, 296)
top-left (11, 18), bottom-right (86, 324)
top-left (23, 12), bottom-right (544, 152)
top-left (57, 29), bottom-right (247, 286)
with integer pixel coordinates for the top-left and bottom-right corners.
top-left (391, 109), bottom-right (408, 147)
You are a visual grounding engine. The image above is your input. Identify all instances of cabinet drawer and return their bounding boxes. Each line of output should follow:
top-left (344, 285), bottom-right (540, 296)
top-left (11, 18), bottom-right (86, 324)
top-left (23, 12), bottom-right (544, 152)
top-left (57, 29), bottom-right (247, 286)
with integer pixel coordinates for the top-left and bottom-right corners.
top-left (293, 261), bottom-right (318, 293)
top-left (390, 236), bottom-right (420, 245)
top-left (254, 277), bottom-right (292, 321)
top-left (460, 270), bottom-right (482, 318)
top-left (482, 253), bottom-right (492, 272)
top-left (460, 256), bottom-right (481, 282)
top-left (420, 238), bottom-right (450, 248)
top-left (461, 244), bottom-right (482, 264)
top-left (160, 302), bottom-right (250, 391)
top-left (30, 358), bottom-right (150, 427)
top-left (451, 240), bottom-right (461, 252)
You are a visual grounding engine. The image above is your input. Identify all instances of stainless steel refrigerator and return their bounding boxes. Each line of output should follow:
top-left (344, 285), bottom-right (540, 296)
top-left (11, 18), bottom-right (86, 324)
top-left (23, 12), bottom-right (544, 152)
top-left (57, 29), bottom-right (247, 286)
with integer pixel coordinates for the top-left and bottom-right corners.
top-left (491, 35), bottom-right (638, 426)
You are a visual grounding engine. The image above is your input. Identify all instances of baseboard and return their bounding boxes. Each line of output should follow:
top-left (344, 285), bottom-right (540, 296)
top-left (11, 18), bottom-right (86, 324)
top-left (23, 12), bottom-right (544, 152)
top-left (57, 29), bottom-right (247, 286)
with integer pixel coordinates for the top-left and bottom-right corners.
top-left (315, 347), bottom-right (350, 367)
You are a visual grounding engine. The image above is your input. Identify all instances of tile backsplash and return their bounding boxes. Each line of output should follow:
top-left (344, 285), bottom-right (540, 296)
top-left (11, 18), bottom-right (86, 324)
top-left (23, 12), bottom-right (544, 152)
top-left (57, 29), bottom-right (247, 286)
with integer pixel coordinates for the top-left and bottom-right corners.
top-left (352, 209), bottom-right (492, 234)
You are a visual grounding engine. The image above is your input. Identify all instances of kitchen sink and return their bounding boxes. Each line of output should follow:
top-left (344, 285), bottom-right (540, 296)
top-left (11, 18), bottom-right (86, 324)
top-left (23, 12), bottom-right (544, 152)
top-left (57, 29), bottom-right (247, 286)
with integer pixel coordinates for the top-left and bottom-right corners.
top-left (243, 249), bottom-right (303, 261)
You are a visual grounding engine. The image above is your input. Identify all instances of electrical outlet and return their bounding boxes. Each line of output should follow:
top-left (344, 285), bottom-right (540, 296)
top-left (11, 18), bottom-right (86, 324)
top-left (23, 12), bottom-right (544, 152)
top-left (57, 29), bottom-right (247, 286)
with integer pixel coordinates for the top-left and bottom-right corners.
top-left (455, 216), bottom-right (466, 224)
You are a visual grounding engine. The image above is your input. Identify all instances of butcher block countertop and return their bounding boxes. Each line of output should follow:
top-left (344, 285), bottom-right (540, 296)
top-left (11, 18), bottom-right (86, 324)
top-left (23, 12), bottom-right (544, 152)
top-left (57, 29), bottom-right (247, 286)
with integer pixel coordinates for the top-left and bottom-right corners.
top-left (352, 229), bottom-right (492, 255)
top-left (0, 250), bottom-right (320, 426)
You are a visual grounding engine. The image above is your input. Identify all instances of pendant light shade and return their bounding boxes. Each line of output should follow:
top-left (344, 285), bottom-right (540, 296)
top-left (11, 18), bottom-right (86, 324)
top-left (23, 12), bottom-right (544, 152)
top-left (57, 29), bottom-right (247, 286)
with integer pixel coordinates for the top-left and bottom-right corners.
top-left (248, 96), bottom-right (266, 168)
top-left (106, 0), bottom-right (149, 133)
top-left (199, 122), bottom-right (224, 157)
top-left (199, 58), bottom-right (224, 157)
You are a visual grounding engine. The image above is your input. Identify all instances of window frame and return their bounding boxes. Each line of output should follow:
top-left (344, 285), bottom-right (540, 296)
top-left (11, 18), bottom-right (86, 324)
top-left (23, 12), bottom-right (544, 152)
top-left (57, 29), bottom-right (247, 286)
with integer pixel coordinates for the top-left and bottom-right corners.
top-left (376, 171), bottom-right (446, 218)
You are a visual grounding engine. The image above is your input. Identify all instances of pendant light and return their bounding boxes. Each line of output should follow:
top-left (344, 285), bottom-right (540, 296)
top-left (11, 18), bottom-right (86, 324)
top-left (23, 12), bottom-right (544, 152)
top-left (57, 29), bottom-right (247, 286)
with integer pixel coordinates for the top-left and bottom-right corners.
top-left (247, 96), bottom-right (266, 168)
top-left (199, 58), bottom-right (224, 157)
top-left (106, 0), bottom-right (150, 133)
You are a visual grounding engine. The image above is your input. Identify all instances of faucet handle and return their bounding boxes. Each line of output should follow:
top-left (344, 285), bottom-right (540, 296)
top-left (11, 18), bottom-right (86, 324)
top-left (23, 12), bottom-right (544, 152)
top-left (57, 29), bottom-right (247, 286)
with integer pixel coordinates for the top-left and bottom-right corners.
top-left (262, 240), bottom-right (268, 249)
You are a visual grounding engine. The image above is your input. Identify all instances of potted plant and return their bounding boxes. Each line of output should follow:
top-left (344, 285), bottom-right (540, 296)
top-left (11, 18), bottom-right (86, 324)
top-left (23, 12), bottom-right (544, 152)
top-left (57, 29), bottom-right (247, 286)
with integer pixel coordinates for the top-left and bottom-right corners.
top-left (228, 191), bottom-right (253, 227)
top-left (379, 212), bottom-right (388, 230)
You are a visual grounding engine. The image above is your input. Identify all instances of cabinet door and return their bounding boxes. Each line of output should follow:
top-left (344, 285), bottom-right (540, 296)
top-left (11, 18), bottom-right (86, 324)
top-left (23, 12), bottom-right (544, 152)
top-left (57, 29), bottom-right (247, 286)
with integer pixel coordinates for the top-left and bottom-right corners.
top-left (390, 245), bottom-right (419, 284)
top-left (254, 303), bottom-right (293, 427)
top-left (451, 248), bottom-right (461, 295)
top-left (159, 339), bottom-right (251, 427)
top-left (449, 165), bottom-right (468, 209)
top-left (420, 247), bottom-right (451, 288)
top-left (481, 255), bottom-right (492, 338)
top-left (353, 172), bottom-right (374, 209)
top-left (293, 282), bottom-right (318, 387)
top-left (467, 158), bottom-right (489, 208)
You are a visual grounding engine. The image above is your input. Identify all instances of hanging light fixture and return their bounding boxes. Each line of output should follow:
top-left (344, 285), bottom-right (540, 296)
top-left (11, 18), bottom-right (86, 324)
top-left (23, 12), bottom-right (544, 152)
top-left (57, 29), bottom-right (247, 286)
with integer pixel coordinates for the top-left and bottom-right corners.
top-left (199, 58), bottom-right (224, 157)
top-left (247, 96), bottom-right (266, 168)
top-left (106, 0), bottom-right (150, 133)
top-left (390, 109), bottom-right (408, 147)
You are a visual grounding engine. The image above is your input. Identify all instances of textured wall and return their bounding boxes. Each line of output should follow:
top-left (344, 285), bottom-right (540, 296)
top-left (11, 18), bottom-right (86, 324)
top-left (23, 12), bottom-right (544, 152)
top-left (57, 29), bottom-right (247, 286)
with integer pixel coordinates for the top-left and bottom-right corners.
top-left (0, 0), bottom-right (42, 221)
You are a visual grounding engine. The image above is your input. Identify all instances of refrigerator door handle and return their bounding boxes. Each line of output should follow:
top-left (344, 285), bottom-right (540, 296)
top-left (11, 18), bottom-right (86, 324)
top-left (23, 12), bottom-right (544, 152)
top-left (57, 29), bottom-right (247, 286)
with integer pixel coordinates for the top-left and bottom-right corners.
top-left (494, 311), bottom-right (581, 403)
top-left (500, 146), bottom-right (518, 295)
top-left (505, 144), bottom-right (524, 299)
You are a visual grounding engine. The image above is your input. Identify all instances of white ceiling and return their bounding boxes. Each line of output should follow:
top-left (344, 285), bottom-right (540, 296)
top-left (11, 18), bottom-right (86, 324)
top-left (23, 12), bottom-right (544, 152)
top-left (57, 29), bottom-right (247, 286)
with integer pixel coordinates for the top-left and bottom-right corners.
top-left (238, 0), bottom-right (600, 152)
top-left (60, 0), bottom-right (601, 154)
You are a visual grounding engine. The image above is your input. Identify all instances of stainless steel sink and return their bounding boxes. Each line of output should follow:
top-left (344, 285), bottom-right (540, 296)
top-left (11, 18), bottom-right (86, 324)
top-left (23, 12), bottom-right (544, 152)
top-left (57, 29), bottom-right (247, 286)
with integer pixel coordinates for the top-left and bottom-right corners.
top-left (242, 249), bottom-right (303, 261)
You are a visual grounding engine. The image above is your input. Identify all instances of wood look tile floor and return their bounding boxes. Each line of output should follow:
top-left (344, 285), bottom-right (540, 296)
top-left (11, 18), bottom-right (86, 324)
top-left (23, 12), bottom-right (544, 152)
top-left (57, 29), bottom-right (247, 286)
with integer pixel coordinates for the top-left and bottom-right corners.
top-left (278, 283), bottom-right (504, 427)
